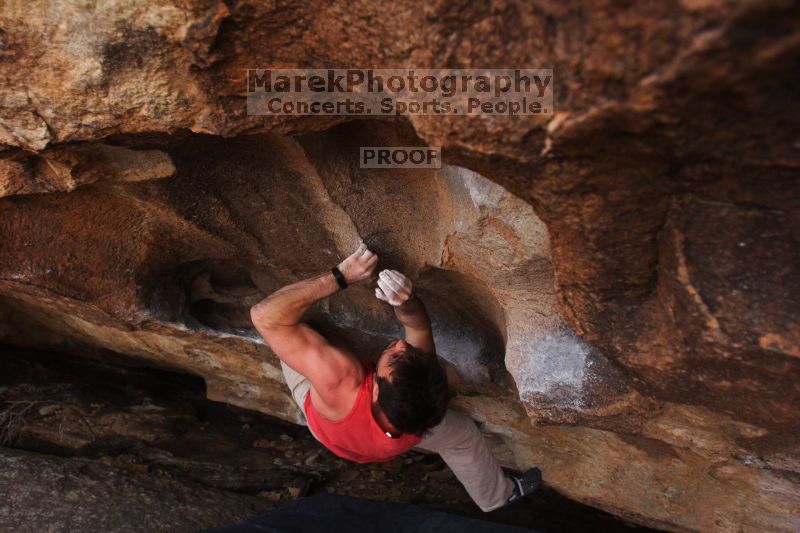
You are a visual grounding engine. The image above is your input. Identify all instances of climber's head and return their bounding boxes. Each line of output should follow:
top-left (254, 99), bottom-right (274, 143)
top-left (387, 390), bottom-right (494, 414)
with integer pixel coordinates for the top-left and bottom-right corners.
top-left (373, 338), bottom-right (450, 436)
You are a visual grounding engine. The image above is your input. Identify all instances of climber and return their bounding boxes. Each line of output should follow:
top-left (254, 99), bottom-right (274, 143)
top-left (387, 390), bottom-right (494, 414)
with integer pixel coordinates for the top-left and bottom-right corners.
top-left (249, 243), bottom-right (541, 512)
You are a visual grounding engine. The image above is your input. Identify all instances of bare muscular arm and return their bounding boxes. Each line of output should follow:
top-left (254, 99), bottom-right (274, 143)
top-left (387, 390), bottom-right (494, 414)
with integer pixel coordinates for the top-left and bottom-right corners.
top-left (250, 244), bottom-right (378, 405)
top-left (376, 270), bottom-right (436, 354)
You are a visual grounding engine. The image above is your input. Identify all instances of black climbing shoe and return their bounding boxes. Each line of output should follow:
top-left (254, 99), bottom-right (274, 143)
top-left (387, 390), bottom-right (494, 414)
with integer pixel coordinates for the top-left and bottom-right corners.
top-left (506, 467), bottom-right (542, 505)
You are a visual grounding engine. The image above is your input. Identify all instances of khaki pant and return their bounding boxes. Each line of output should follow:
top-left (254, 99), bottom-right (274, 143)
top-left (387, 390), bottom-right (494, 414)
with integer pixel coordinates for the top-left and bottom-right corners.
top-left (280, 361), bottom-right (514, 512)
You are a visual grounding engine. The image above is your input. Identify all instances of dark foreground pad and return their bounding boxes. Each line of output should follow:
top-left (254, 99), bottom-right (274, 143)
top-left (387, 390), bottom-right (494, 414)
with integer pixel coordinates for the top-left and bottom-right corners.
top-left (202, 493), bottom-right (540, 533)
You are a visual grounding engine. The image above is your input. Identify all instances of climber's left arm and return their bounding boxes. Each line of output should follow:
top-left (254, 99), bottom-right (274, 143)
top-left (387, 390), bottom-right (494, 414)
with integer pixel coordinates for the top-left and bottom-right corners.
top-left (251, 272), bottom-right (338, 329)
top-left (250, 244), bottom-right (378, 399)
top-left (251, 243), bottom-right (377, 328)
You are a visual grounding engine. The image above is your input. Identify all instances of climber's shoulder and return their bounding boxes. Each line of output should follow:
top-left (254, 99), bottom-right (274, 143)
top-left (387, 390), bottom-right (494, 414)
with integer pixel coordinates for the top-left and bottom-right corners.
top-left (308, 361), bottom-right (364, 420)
top-left (305, 341), bottom-right (364, 419)
top-left (255, 321), bottom-right (361, 397)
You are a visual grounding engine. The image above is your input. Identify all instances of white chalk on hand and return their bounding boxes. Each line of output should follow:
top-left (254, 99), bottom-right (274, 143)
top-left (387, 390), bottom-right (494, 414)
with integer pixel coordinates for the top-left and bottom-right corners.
top-left (376, 269), bottom-right (412, 306)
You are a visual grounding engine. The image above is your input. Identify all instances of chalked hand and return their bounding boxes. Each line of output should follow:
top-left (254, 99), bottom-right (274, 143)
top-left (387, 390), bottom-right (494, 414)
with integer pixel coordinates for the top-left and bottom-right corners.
top-left (337, 243), bottom-right (378, 285)
top-left (375, 270), bottom-right (413, 307)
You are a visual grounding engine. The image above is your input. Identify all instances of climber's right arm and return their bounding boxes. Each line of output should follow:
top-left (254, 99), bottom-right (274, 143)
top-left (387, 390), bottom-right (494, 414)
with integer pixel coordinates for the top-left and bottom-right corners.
top-left (376, 270), bottom-right (436, 354)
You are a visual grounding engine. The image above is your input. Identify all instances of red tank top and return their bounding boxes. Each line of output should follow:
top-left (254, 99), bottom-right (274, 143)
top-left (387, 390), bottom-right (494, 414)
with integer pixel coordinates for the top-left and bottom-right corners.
top-left (305, 364), bottom-right (421, 463)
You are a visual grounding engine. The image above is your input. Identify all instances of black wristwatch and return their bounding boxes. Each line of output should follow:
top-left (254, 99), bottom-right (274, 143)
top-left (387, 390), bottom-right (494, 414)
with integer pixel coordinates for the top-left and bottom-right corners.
top-left (331, 266), bottom-right (348, 290)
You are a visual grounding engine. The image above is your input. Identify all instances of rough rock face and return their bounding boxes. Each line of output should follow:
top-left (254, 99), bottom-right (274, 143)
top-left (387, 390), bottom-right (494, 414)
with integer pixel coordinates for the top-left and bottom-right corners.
top-left (0, 449), bottom-right (273, 533)
top-left (1, 1), bottom-right (799, 531)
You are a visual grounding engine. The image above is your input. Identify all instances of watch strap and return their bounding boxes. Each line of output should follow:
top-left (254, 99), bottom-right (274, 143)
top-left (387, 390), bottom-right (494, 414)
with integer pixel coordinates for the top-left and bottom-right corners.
top-left (331, 266), bottom-right (348, 289)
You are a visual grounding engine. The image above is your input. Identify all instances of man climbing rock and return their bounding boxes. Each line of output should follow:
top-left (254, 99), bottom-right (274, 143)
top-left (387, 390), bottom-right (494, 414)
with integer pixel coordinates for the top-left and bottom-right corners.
top-left (250, 243), bottom-right (541, 511)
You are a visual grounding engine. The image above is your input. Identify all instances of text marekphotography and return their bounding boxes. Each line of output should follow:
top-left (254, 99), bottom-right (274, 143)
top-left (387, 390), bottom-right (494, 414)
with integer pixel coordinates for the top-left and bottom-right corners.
top-left (247, 69), bottom-right (553, 116)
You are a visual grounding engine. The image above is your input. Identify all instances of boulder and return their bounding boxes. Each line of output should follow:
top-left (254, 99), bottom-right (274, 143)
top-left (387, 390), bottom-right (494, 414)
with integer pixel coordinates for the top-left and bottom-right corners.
top-left (0, 1), bottom-right (798, 531)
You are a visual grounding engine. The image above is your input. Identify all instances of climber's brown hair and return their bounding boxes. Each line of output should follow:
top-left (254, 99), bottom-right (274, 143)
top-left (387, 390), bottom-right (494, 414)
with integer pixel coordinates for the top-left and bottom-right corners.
top-left (376, 344), bottom-right (449, 436)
